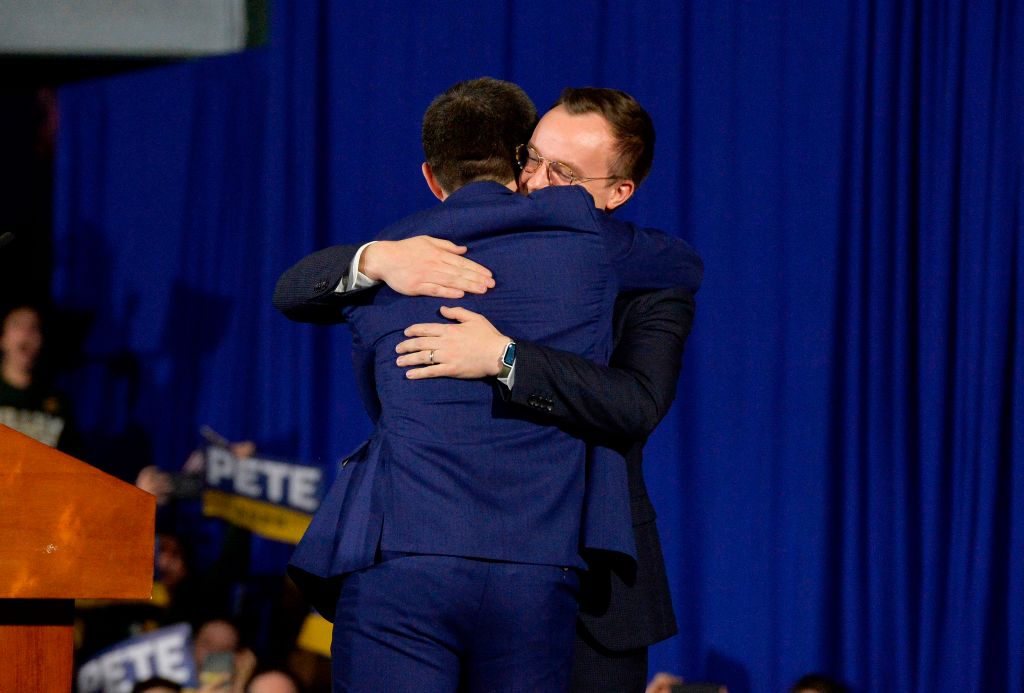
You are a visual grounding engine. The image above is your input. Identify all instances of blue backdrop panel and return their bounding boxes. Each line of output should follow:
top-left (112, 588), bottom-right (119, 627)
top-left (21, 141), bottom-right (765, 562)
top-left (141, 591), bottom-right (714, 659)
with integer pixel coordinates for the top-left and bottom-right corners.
top-left (53, 2), bottom-right (1022, 691)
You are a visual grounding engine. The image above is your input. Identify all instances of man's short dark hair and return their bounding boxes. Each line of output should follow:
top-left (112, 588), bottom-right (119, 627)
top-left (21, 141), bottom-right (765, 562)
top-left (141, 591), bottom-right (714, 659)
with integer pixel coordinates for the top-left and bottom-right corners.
top-left (422, 77), bottom-right (537, 194)
top-left (554, 87), bottom-right (655, 185)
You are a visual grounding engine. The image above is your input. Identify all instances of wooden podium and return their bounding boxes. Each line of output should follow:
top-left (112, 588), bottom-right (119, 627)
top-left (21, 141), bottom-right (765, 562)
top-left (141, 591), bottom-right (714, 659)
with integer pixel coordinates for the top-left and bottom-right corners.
top-left (0, 424), bottom-right (155, 691)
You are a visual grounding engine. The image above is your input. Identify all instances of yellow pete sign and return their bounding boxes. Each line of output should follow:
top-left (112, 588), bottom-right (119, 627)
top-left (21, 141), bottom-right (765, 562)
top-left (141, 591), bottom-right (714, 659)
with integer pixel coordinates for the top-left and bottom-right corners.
top-left (297, 612), bottom-right (333, 657)
top-left (201, 447), bottom-right (324, 544)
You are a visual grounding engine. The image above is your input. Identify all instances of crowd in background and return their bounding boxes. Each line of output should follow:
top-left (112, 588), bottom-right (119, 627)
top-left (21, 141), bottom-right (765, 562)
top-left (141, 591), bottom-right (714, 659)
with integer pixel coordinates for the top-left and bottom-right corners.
top-left (1, 303), bottom-right (328, 693)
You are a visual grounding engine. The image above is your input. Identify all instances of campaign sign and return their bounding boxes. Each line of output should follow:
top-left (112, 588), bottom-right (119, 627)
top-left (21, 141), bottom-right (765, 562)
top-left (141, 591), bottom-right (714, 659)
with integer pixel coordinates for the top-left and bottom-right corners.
top-left (77, 623), bottom-right (198, 693)
top-left (296, 610), bottom-right (333, 657)
top-left (202, 446), bottom-right (324, 544)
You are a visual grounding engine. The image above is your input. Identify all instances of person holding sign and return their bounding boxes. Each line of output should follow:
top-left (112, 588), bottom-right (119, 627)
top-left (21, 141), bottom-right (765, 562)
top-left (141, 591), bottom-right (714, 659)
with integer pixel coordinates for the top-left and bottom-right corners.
top-left (0, 304), bottom-right (80, 452)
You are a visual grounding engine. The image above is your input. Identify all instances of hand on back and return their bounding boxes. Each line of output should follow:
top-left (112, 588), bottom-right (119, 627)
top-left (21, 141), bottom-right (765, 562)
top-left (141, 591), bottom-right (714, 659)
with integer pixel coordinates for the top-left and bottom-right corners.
top-left (360, 235), bottom-right (494, 299)
top-left (396, 306), bottom-right (509, 380)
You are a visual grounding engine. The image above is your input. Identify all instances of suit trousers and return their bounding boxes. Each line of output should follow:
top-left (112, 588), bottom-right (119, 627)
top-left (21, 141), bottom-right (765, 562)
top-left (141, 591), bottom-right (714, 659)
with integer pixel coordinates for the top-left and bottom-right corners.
top-left (331, 553), bottom-right (580, 692)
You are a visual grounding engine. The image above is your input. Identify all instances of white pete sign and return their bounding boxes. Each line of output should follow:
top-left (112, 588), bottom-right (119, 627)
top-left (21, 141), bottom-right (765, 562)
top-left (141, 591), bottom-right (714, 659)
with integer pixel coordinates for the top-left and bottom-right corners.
top-left (77, 623), bottom-right (197, 693)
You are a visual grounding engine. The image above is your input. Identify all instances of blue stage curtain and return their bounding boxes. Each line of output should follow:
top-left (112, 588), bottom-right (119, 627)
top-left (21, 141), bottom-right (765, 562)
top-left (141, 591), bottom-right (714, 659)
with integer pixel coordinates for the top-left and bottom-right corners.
top-left (53, 2), bottom-right (1022, 691)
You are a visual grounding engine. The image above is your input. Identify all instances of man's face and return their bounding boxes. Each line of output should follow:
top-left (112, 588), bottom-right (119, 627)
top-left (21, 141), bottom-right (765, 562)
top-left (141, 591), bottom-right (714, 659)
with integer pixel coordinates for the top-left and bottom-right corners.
top-left (518, 105), bottom-right (634, 211)
top-left (0, 308), bottom-right (43, 372)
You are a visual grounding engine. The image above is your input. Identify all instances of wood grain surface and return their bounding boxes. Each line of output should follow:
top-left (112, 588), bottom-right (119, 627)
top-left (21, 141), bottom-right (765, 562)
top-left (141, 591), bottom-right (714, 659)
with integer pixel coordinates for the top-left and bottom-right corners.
top-left (0, 425), bottom-right (155, 600)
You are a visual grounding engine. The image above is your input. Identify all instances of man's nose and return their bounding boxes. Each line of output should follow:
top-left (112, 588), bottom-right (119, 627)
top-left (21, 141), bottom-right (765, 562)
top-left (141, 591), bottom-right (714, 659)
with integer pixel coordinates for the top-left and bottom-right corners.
top-left (523, 162), bottom-right (550, 192)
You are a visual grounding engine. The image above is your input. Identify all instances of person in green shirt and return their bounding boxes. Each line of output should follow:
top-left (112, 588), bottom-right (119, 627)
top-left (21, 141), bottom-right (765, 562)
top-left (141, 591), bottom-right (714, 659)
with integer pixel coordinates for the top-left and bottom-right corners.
top-left (0, 304), bottom-right (79, 452)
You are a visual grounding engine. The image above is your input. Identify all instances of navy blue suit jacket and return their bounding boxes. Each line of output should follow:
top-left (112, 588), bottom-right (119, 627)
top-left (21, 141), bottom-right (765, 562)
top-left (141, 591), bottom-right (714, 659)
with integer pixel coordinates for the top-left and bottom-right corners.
top-left (281, 181), bottom-right (703, 617)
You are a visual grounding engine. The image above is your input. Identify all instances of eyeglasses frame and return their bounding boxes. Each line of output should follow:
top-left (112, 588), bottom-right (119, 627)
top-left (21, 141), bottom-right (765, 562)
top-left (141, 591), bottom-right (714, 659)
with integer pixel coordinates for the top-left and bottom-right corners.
top-left (515, 143), bottom-right (621, 187)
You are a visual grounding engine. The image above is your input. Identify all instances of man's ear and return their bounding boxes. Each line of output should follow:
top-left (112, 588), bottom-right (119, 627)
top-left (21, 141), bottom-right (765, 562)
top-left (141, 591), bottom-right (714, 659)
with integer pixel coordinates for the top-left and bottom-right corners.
top-left (422, 163), bottom-right (447, 201)
top-left (604, 179), bottom-right (636, 211)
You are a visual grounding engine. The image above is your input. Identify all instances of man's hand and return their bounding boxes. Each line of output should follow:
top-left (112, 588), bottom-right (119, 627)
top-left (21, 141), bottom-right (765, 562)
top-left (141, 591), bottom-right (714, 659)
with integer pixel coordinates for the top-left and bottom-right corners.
top-left (361, 236), bottom-right (495, 299)
top-left (395, 306), bottom-right (509, 380)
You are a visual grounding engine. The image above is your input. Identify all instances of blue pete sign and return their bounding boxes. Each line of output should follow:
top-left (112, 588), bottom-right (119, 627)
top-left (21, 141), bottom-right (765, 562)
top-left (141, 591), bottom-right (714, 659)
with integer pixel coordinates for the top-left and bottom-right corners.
top-left (201, 446), bottom-right (325, 543)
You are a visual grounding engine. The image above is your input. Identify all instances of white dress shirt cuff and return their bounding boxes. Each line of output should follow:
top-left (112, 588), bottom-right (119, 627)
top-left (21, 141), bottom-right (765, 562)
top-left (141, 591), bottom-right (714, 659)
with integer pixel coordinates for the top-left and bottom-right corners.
top-left (497, 361), bottom-right (516, 390)
top-left (335, 241), bottom-right (381, 292)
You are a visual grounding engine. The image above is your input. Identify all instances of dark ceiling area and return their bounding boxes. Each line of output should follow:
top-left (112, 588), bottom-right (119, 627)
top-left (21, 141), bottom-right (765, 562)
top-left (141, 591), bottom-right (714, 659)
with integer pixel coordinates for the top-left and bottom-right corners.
top-left (0, 0), bottom-right (268, 312)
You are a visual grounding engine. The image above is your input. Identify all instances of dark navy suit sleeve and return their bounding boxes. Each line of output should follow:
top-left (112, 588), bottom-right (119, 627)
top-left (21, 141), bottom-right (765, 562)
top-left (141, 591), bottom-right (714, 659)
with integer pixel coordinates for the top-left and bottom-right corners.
top-left (273, 244), bottom-right (376, 324)
top-left (507, 288), bottom-right (694, 442)
top-left (592, 208), bottom-right (704, 294)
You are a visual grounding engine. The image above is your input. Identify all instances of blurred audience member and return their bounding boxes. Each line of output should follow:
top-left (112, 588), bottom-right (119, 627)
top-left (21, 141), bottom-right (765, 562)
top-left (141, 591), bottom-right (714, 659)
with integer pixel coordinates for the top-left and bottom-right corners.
top-left (0, 304), bottom-right (82, 453)
top-left (647, 672), bottom-right (685, 693)
top-left (285, 644), bottom-right (331, 693)
top-left (246, 669), bottom-right (303, 693)
top-left (136, 464), bottom-right (174, 505)
top-left (156, 533), bottom-right (190, 594)
top-left (132, 674), bottom-right (246, 693)
top-left (193, 619), bottom-right (258, 693)
top-left (131, 678), bottom-right (182, 693)
top-left (0, 304), bottom-right (177, 504)
top-left (152, 531), bottom-right (210, 627)
top-left (194, 619), bottom-right (241, 667)
top-left (646, 672), bottom-right (729, 693)
top-left (791, 673), bottom-right (849, 693)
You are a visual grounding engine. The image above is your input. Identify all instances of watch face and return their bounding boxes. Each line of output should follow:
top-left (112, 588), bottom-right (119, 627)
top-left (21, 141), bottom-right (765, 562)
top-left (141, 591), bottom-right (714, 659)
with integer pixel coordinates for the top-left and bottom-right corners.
top-left (502, 342), bottom-right (517, 367)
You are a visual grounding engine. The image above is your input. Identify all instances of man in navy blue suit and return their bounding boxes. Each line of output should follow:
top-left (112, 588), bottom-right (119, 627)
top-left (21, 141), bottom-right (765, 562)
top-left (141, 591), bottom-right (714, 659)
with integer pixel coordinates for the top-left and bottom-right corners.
top-left (275, 78), bottom-right (702, 691)
top-left (390, 89), bottom-right (693, 692)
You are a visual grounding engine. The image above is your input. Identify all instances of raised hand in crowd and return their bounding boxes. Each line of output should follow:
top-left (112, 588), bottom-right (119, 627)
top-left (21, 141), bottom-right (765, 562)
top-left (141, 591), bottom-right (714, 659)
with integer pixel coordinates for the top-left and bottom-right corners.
top-left (230, 648), bottom-right (259, 693)
top-left (184, 437), bottom-right (257, 474)
top-left (136, 465), bottom-right (173, 505)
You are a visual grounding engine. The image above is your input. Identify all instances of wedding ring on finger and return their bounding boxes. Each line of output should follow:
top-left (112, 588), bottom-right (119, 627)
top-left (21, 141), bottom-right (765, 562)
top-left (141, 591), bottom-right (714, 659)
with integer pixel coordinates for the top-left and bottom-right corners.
top-left (429, 349), bottom-right (436, 365)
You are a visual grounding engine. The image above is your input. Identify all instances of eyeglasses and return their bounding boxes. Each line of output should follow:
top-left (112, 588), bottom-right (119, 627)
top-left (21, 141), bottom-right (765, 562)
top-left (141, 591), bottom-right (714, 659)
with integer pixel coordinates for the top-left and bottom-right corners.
top-left (515, 144), bottom-right (620, 186)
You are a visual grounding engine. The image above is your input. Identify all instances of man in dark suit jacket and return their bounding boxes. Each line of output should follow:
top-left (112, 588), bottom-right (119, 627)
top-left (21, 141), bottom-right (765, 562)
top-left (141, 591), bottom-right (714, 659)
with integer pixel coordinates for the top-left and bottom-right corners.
top-left (391, 88), bottom-right (694, 693)
top-left (275, 79), bottom-right (702, 691)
